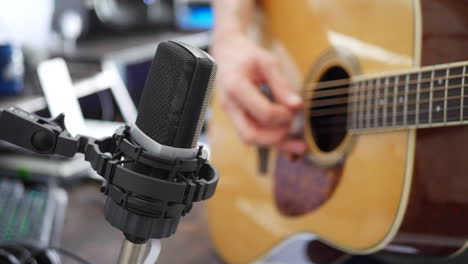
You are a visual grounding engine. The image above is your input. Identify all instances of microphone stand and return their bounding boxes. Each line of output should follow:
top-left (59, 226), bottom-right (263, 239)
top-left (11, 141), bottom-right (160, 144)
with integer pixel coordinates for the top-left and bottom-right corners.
top-left (0, 107), bottom-right (219, 263)
top-left (118, 239), bottom-right (160, 264)
top-left (118, 239), bottom-right (149, 264)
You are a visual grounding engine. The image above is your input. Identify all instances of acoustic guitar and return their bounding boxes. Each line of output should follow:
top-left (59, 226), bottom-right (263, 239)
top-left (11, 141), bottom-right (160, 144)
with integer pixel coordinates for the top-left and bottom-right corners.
top-left (208, 0), bottom-right (468, 263)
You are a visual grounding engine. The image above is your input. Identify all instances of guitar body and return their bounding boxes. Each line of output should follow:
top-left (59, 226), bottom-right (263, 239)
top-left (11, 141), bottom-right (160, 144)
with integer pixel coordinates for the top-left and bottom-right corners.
top-left (208, 0), bottom-right (468, 263)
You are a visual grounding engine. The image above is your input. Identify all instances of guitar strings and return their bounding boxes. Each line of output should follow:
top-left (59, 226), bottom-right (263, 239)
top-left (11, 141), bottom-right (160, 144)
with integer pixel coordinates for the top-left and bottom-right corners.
top-left (302, 82), bottom-right (468, 113)
top-left (266, 73), bottom-right (468, 111)
top-left (309, 103), bottom-right (468, 119)
top-left (307, 93), bottom-right (468, 117)
top-left (309, 82), bottom-right (457, 100)
top-left (281, 70), bottom-right (468, 129)
top-left (338, 94), bottom-right (465, 111)
top-left (310, 100), bottom-right (468, 117)
top-left (303, 72), bottom-right (468, 95)
top-left (307, 105), bottom-right (468, 130)
top-left (309, 82), bottom-right (462, 101)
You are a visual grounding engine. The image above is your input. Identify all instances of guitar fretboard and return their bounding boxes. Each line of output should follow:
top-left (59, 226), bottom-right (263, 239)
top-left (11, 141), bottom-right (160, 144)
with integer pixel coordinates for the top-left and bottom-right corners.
top-left (347, 63), bottom-right (468, 131)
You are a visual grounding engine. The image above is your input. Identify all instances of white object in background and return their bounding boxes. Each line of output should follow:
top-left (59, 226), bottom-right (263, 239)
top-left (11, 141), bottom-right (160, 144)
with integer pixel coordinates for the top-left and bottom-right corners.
top-left (59, 10), bottom-right (84, 54)
top-left (0, 0), bottom-right (54, 50)
top-left (0, 17), bottom-right (12, 44)
top-left (37, 58), bottom-right (130, 140)
top-left (37, 58), bottom-right (86, 136)
top-left (143, 240), bottom-right (161, 264)
top-left (252, 234), bottom-right (348, 264)
top-left (102, 60), bottom-right (137, 123)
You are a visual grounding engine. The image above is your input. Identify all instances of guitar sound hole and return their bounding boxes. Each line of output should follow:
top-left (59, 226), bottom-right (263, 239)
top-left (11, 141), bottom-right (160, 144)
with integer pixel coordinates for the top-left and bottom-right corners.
top-left (309, 66), bottom-right (350, 152)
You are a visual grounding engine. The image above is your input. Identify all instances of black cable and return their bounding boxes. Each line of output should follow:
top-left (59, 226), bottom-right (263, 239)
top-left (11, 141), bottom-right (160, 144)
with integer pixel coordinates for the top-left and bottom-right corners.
top-left (0, 249), bottom-right (20, 264)
top-left (21, 246), bottom-right (93, 264)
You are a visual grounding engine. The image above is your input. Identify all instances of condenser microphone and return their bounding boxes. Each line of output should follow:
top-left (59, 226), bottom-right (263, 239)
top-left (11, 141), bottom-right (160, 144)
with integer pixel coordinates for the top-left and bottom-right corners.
top-left (0, 40), bottom-right (219, 260)
top-left (130, 41), bottom-right (216, 159)
top-left (104, 41), bottom-right (218, 243)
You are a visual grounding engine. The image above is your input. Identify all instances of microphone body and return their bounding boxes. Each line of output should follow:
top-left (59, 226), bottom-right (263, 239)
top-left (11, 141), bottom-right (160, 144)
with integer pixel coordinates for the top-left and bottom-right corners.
top-left (104, 41), bottom-right (217, 243)
top-left (130, 41), bottom-right (216, 159)
top-left (0, 40), bottom-right (219, 251)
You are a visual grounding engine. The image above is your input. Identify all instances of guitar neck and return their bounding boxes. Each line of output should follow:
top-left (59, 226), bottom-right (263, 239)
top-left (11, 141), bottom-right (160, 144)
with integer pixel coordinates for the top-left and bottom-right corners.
top-left (347, 61), bottom-right (468, 132)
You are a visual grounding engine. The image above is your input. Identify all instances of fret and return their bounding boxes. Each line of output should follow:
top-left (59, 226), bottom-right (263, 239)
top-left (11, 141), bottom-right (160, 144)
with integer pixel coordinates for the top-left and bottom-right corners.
top-left (355, 83), bottom-right (360, 129)
top-left (370, 80), bottom-right (376, 128)
top-left (350, 63), bottom-right (468, 131)
top-left (357, 82), bottom-right (363, 129)
top-left (358, 81), bottom-right (365, 129)
top-left (462, 66), bottom-right (467, 122)
top-left (447, 66), bottom-right (463, 122)
top-left (415, 72), bottom-right (421, 125)
top-left (349, 83), bottom-right (358, 129)
top-left (463, 68), bottom-right (468, 121)
top-left (385, 77), bottom-right (395, 126)
top-left (354, 82), bottom-right (360, 129)
top-left (403, 74), bottom-right (409, 125)
top-left (443, 68), bottom-right (449, 123)
top-left (362, 81), bottom-right (369, 129)
top-left (419, 71), bottom-right (432, 124)
top-left (407, 73), bottom-right (418, 125)
top-left (392, 76), bottom-right (398, 126)
top-left (428, 70), bottom-right (434, 124)
top-left (396, 75), bottom-right (405, 126)
top-left (374, 79), bottom-right (379, 128)
top-left (431, 69), bottom-right (446, 124)
top-left (379, 78), bottom-right (388, 126)
top-left (366, 80), bottom-right (373, 128)
top-left (378, 78), bottom-right (386, 127)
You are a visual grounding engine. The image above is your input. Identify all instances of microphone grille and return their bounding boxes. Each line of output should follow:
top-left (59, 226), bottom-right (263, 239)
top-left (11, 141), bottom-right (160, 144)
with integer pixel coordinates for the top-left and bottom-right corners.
top-left (135, 41), bottom-right (216, 148)
top-left (192, 62), bottom-right (217, 146)
top-left (136, 42), bottom-right (197, 146)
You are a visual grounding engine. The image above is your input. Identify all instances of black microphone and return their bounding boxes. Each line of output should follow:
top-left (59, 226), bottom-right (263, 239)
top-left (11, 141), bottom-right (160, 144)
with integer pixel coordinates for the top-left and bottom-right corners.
top-left (103, 41), bottom-right (217, 243)
top-left (130, 41), bottom-right (216, 158)
top-left (0, 40), bottom-right (219, 252)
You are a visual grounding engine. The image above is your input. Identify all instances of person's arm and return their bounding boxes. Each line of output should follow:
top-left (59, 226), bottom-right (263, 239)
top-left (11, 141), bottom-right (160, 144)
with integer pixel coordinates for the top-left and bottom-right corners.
top-left (211, 0), bottom-right (306, 155)
top-left (212, 0), bottom-right (254, 39)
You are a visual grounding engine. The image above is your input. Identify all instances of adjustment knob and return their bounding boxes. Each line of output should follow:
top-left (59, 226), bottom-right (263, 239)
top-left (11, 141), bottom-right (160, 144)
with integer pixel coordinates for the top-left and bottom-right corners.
top-left (31, 130), bottom-right (55, 152)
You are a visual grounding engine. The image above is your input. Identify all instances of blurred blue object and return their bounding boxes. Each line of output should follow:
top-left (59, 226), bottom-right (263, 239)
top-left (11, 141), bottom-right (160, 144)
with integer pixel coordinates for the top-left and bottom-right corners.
top-left (143, 0), bottom-right (157, 5)
top-left (176, 4), bottom-right (213, 31)
top-left (0, 44), bottom-right (24, 95)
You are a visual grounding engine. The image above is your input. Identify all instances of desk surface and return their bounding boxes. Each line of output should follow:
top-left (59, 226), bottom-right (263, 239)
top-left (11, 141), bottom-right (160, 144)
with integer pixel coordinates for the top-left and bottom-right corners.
top-left (62, 182), bottom-right (223, 264)
top-left (61, 183), bottom-right (468, 264)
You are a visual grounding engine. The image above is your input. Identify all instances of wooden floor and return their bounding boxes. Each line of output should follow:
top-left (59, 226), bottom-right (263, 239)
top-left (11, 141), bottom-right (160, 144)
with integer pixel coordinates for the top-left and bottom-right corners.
top-left (61, 182), bottom-right (468, 264)
top-left (62, 182), bottom-right (224, 264)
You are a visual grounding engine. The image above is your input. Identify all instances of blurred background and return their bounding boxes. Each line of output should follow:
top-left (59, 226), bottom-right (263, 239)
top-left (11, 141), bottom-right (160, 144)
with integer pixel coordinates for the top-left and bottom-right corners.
top-left (0, 0), bottom-right (221, 263)
top-left (5, 1), bottom-right (468, 264)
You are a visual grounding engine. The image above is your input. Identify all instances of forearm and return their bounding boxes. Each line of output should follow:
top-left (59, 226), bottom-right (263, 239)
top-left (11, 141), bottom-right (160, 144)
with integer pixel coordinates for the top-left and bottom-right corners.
top-left (212, 0), bottom-right (256, 41)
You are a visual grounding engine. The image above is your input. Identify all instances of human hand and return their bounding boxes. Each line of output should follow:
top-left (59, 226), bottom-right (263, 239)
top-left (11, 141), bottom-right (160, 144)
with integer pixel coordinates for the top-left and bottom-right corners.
top-left (211, 35), bottom-right (307, 156)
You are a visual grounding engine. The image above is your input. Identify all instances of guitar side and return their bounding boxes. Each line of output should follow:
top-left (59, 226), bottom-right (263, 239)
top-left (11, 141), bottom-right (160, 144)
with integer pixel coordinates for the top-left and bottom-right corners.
top-left (392, 0), bottom-right (468, 256)
top-left (207, 0), bottom-right (468, 263)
